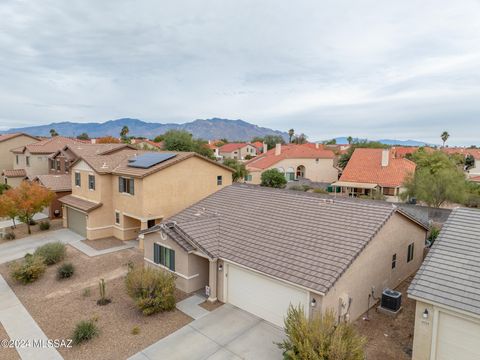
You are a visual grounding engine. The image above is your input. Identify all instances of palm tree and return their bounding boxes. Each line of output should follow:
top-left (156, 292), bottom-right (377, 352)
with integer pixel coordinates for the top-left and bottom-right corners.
top-left (288, 129), bottom-right (295, 143)
top-left (120, 126), bottom-right (129, 138)
top-left (441, 131), bottom-right (450, 147)
top-left (347, 136), bottom-right (353, 145)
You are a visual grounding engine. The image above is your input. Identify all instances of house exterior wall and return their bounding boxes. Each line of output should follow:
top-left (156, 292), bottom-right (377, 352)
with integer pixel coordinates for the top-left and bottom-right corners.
top-left (1, 135), bottom-right (38, 172)
top-left (4, 176), bottom-right (24, 188)
top-left (468, 158), bottom-right (480, 176)
top-left (220, 145), bottom-right (257, 160)
top-left (321, 213), bottom-right (427, 322)
top-left (50, 191), bottom-right (70, 219)
top-left (13, 151), bottom-right (50, 178)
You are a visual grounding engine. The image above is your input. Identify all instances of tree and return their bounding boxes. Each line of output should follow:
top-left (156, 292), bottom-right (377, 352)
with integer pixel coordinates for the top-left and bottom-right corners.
top-left (337, 140), bottom-right (388, 169)
top-left (96, 136), bottom-right (120, 144)
top-left (323, 138), bottom-right (337, 145)
top-left (0, 184), bottom-right (10, 195)
top-left (50, 129), bottom-right (59, 137)
top-left (223, 158), bottom-right (249, 182)
top-left (465, 154), bottom-right (475, 170)
top-left (260, 169), bottom-right (287, 188)
top-left (162, 130), bottom-right (214, 159)
top-left (278, 305), bottom-right (366, 360)
top-left (120, 126), bottom-right (130, 138)
top-left (153, 135), bottom-right (164, 143)
top-left (0, 192), bottom-right (18, 228)
top-left (288, 129), bottom-right (295, 143)
top-left (2, 182), bottom-right (55, 234)
top-left (292, 133), bottom-right (307, 144)
top-left (76, 132), bottom-right (90, 140)
top-left (441, 131), bottom-right (450, 147)
top-left (347, 136), bottom-right (353, 144)
top-left (260, 135), bottom-right (286, 150)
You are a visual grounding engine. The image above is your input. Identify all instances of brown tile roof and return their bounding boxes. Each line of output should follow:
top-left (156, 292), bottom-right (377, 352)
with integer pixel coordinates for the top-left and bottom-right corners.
top-left (50, 143), bottom-right (134, 160)
top-left (0, 133), bottom-right (39, 143)
top-left (34, 174), bottom-right (71, 192)
top-left (338, 148), bottom-right (416, 188)
top-left (11, 136), bottom-right (84, 154)
top-left (145, 184), bottom-right (424, 294)
top-left (2, 169), bottom-right (27, 178)
top-left (246, 144), bottom-right (335, 170)
top-left (219, 143), bottom-right (249, 152)
top-left (59, 195), bottom-right (102, 212)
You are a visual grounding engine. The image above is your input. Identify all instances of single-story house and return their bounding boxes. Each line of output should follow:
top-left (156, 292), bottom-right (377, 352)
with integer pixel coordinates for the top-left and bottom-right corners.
top-left (141, 184), bottom-right (428, 327)
top-left (408, 207), bottom-right (480, 360)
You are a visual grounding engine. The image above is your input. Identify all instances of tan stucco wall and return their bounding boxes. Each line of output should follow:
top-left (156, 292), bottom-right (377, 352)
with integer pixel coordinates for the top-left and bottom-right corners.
top-left (4, 177), bottom-right (23, 188)
top-left (220, 145), bottom-right (257, 160)
top-left (321, 213), bottom-right (426, 322)
top-left (0, 135), bottom-right (38, 172)
top-left (13, 151), bottom-right (50, 178)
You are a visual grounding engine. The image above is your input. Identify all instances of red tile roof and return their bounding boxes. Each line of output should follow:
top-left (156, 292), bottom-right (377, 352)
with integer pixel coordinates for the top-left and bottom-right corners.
top-left (251, 141), bottom-right (264, 150)
top-left (246, 144), bottom-right (335, 170)
top-left (219, 143), bottom-right (249, 152)
top-left (392, 146), bottom-right (418, 158)
top-left (339, 148), bottom-right (416, 187)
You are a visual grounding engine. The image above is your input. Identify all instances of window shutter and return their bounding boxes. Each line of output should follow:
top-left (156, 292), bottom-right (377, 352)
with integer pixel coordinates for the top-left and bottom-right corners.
top-left (154, 243), bottom-right (160, 264)
top-left (130, 177), bottom-right (135, 195)
top-left (119, 177), bottom-right (124, 193)
top-left (170, 249), bottom-right (175, 271)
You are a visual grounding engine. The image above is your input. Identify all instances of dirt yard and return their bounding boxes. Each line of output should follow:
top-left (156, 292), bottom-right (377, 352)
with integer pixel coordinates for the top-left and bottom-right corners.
top-left (354, 277), bottom-right (416, 360)
top-left (0, 219), bottom-right (63, 244)
top-left (0, 245), bottom-right (192, 360)
top-left (0, 323), bottom-right (20, 360)
top-left (82, 237), bottom-right (126, 250)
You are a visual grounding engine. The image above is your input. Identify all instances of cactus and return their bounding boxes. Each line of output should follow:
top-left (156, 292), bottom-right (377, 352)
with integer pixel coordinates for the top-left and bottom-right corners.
top-left (97, 278), bottom-right (111, 306)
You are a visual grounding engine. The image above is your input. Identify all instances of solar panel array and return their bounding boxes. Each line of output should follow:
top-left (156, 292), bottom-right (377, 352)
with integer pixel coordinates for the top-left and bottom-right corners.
top-left (128, 153), bottom-right (177, 168)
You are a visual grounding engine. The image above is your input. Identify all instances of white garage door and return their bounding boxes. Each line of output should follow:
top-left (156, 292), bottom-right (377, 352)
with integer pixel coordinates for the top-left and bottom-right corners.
top-left (226, 264), bottom-right (309, 327)
top-left (67, 207), bottom-right (86, 237)
top-left (436, 312), bottom-right (480, 360)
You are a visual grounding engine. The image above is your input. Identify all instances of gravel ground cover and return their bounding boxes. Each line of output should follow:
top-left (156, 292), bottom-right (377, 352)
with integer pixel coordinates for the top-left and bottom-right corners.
top-left (0, 219), bottom-right (63, 244)
top-left (82, 237), bottom-right (126, 250)
top-left (0, 323), bottom-right (21, 360)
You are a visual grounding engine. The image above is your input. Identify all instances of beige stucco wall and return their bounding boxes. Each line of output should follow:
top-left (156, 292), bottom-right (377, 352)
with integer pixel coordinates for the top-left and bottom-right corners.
top-left (321, 213), bottom-right (426, 322)
top-left (0, 135), bottom-right (38, 172)
top-left (13, 151), bottom-right (50, 178)
top-left (4, 177), bottom-right (23, 188)
top-left (220, 145), bottom-right (257, 160)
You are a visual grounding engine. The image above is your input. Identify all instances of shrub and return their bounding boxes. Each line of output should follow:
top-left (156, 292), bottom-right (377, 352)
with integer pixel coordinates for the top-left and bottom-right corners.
top-left (131, 326), bottom-right (140, 335)
top-left (34, 242), bottom-right (66, 265)
top-left (278, 306), bottom-right (366, 360)
top-left (10, 255), bottom-right (47, 284)
top-left (289, 185), bottom-right (305, 191)
top-left (427, 226), bottom-right (441, 246)
top-left (39, 221), bottom-right (50, 231)
top-left (72, 320), bottom-right (99, 345)
top-left (313, 188), bottom-right (328, 194)
top-left (125, 266), bottom-right (176, 315)
top-left (57, 263), bottom-right (75, 279)
top-left (4, 232), bottom-right (15, 240)
top-left (82, 288), bottom-right (91, 297)
top-left (260, 169), bottom-right (287, 188)
top-left (29, 219), bottom-right (37, 226)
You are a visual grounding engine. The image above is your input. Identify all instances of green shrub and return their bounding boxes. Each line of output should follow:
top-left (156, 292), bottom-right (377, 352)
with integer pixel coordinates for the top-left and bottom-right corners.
top-left (34, 242), bottom-right (66, 265)
top-left (313, 188), bottom-right (328, 194)
top-left (72, 320), bottom-right (99, 345)
top-left (260, 169), bottom-right (287, 188)
top-left (289, 185), bottom-right (306, 191)
top-left (57, 263), bottom-right (75, 279)
top-left (4, 232), bottom-right (15, 240)
top-left (278, 306), bottom-right (366, 360)
top-left (125, 266), bottom-right (176, 316)
top-left (39, 221), bottom-right (50, 231)
top-left (131, 326), bottom-right (140, 335)
top-left (10, 255), bottom-right (47, 284)
top-left (427, 226), bottom-right (441, 246)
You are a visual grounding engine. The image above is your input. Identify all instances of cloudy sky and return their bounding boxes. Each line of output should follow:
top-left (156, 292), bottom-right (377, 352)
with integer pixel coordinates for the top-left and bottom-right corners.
top-left (1, 0), bottom-right (480, 145)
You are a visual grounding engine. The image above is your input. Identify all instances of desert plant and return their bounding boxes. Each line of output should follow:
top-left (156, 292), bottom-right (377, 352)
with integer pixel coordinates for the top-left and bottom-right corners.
top-left (131, 326), bottom-right (140, 335)
top-left (57, 262), bottom-right (75, 279)
top-left (313, 188), bottom-right (328, 194)
top-left (125, 266), bottom-right (176, 315)
top-left (97, 278), bottom-right (111, 305)
top-left (427, 226), bottom-right (441, 246)
top-left (82, 288), bottom-right (91, 297)
top-left (72, 319), bottom-right (99, 345)
top-left (10, 255), bottom-right (47, 284)
top-left (39, 221), bottom-right (50, 231)
top-left (34, 242), bottom-right (66, 265)
top-left (4, 232), bottom-right (15, 240)
top-left (278, 306), bottom-right (366, 360)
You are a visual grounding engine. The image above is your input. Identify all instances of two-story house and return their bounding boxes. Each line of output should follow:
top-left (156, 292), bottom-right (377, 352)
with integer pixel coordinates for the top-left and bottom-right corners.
top-left (59, 149), bottom-right (233, 244)
top-left (1, 133), bottom-right (40, 186)
top-left (218, 143), bottom-right (258, 160)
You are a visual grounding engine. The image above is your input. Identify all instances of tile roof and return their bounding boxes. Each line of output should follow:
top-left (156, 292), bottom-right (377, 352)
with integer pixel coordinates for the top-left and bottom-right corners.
top-left (219, 143), bottom-right (250, 152)
top-left (34, 174), bottom-right (71, 192)
top-left (391, 146), bottom-right (419, 158)
top-left (59, 194), bottom-right (102, 212)
top-left (338, 148), bottom-right (416, 187)
top-left (50, 143), bottom-right (134, 160)
top-left (146, 184), bottom-right (424, 294)
top-left (251, 141), bottom-right (264, 150)
top-left (246, 144), bottom-right (335, 170)
top-left (0, 133), bottom-right (38, 142)
top-left (2, 169), bottom-right (27, 178)
top-left (469, 176), bottom-right (480, 183)
top-left (408, 207), bottom-right (480, 315)
top-left (11, 136), bottom-right (84, 154)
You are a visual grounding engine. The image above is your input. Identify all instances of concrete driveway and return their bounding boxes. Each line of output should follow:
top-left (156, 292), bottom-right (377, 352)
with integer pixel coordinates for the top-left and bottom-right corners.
top-left (0, 229), bottom-right (83, 264)
top-left (129, 304), bottom-right (285, 360)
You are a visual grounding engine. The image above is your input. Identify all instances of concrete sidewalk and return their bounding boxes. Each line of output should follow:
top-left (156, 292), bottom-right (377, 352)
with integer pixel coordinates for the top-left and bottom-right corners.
top-left (0, 213), bottom-right (48, 230)
top-left (175, 294), bottom-right (209, 320)
top-left (69, 239), bottom-right (137, 257)
top-left (0, 275), bottom-right (63, 360)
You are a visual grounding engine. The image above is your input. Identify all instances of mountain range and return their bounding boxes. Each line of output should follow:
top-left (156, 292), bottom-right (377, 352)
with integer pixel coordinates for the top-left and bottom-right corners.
top-left (328, 137), bottom-right (432, 147)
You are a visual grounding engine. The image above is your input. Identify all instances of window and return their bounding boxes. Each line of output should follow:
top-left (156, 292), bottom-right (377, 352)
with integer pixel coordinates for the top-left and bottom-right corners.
top-left (383, 187), bottom-right (396, 196)
top-left (75, 172), bottom-right (81, 187)
top-left (16, 155), bottom-right (19, 165)
top-left (244, 174), bottom-right (252, 182)
top-left (115, 211), bottom-right (120, 225)
top-left (407, 243), bottom-right (414, 263)
top-left (154, 243), bottom-right (175, 271)
top-left (391, 254), bottom-right (397, 269)
top-left (119, 176), bottom-right (134, 195)
top-left (88, 175), bottom-right (95, 190)
top-left (50, 159), bottom-right (55, 170)
top-left (56, 159), bottom-right (61, 171)
top-left (217, 175), bottom-right (223, 185)
top-left (26, 156), bottom-right (30, 166)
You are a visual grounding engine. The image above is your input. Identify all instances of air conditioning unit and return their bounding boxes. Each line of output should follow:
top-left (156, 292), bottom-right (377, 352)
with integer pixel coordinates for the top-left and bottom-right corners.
top-left (381, 289), bottom-right (402, 312)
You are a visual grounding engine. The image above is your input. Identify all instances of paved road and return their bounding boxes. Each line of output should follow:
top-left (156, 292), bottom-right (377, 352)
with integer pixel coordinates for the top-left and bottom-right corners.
top-left (0, 229), bottom-right (83, 264)
top-left (129, 304), bottom-right (284, 360)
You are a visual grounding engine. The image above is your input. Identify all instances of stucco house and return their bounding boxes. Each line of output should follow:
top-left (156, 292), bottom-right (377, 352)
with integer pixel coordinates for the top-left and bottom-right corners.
top-left (59, 149), bottom-right (233, 242)
top-left (408, 207), bottom-right (480, 360)
top-left (218, 143), bottom-right (257, 160)
top-left (245, 143), bottom-right (339, 184)
top-left (0, 133), bottom-right (39, 185)
top-left (333, 148), bottom-right (416, 202)
top-left (467, 149), bottom-right (480, 178)
top-left (141, 184), bottom-right (428, 327)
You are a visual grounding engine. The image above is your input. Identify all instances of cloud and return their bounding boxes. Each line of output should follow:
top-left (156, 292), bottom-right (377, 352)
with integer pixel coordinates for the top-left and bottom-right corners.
top-left (0, 0), bottom-right (479, 145)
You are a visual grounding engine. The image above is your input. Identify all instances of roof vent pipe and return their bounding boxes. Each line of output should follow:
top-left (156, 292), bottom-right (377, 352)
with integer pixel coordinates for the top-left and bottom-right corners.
top-left (263, 142), bottom-right (267, 153)
top-left (381, 149), bottom-right (389, 167)
top-left (275, 143), bottom-right (282, 156)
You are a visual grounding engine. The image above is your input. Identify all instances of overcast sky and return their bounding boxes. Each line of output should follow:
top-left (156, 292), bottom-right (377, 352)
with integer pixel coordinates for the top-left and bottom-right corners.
top-left (1, 0), bottom-right (480, 145)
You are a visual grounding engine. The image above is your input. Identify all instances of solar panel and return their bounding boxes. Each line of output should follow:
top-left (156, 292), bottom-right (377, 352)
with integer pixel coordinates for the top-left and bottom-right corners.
top-left (128, 153), bottom-right (177, 169)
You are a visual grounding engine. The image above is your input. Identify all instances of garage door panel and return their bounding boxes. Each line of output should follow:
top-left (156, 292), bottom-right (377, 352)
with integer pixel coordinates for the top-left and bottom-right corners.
top-left (67, 208), bottom-right (86, 237)
top-left (436, 312), bottom-right (480, 360)
top-left (226, 264), bottom-right (308, 327)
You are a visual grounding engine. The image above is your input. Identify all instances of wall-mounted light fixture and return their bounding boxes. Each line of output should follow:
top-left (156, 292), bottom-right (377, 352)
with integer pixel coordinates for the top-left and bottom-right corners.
top-left (218, 264), bottom-right (223, 271)
top-left (311, 298), bottom-right (317, 307)
top-left (422, 309), bottom-right (429, 319)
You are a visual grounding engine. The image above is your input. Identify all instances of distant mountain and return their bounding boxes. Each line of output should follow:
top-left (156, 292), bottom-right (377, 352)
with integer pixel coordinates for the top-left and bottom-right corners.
top-left (324, 137), bottom-right (432, 147)
top-left (1, 118), bottom-right (289, 141)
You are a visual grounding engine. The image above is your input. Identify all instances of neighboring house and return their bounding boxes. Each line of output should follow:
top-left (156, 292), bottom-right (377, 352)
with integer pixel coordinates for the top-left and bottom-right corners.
top-left (218, 143), bottom-right (257, 160)
top-left (33, 174), bottom-right (71, 219)
top-left (251, 141), bottom-right (265, 153)
top-left (245, 143), bottom-right (338, 184)
top-left (0, 133), bottom-right (39, 185)
top-left (131, 138), bottom-right (164, 151)
top-left (206, 141), bottom-right (221, 159)
top-left (467, 149), bottom-right (480, 177)
top-left (59, 149), bottom-right (233, 241)
top-left (5, 136), bottom-right (83, 185)
top-left (408, 208), bottom-right (480, 360)
top-left (141, 184), bottom-right (428, 327)
top-left (391, 146), bottom-right (419, 158)
top-left (333, 148), bottom-right (416, 202)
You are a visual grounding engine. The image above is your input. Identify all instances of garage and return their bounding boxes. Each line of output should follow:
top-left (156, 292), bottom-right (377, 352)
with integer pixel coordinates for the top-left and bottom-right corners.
top-left (435, 312), bottom-right (480, 360)
top-left (67, 207), bottom-right (87, 237)
top-left (225, 263), bottom-right (309, 327)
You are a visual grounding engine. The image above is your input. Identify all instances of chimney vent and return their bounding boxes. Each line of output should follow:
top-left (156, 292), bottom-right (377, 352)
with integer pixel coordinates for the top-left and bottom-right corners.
top-left (381, 149), bottom-right (389, 167)
top-left (275, 143), bottom-right (282, 156)
top-left (263, 142), bottom-right (267, 154)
